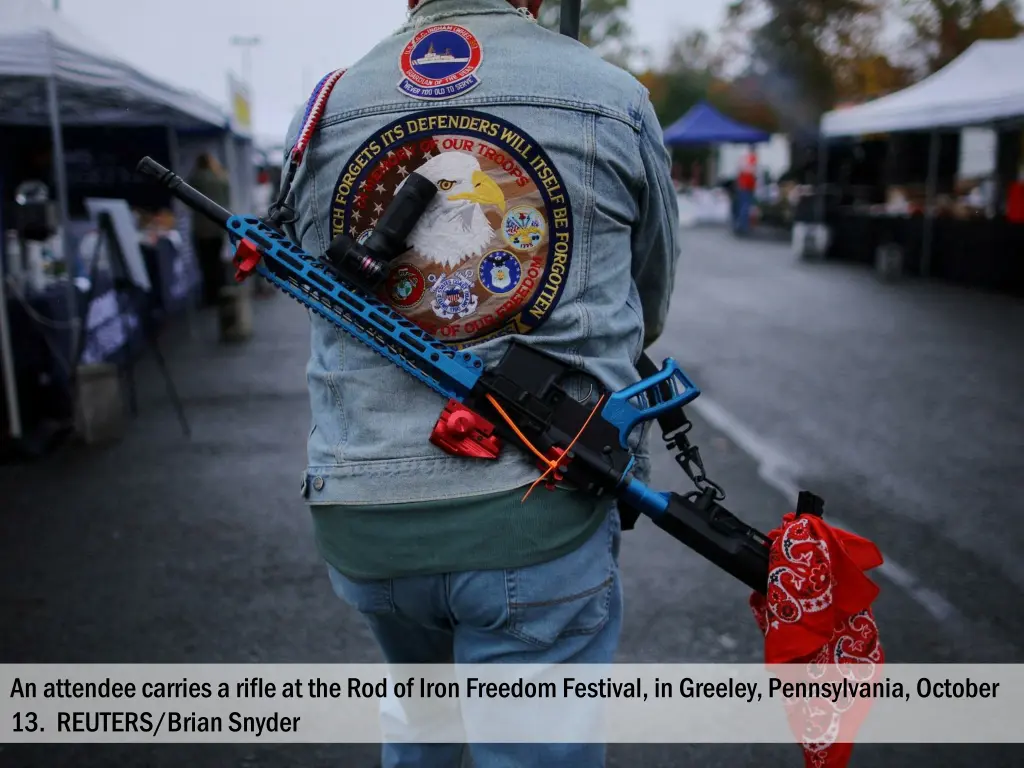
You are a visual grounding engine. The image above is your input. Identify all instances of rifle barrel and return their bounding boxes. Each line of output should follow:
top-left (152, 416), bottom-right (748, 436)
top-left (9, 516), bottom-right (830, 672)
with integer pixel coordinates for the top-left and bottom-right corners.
top-left (136, 156), bottom-right (232, 229)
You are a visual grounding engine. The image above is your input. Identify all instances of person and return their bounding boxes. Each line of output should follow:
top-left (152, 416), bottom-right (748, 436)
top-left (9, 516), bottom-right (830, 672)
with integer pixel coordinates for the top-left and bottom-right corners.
top-left (186, 153), bottom-right (231, 307)
top-left (252, 168), bottom-right (274, 218)
top-left (280, 0), bottom-right (679, 765)
top-left (250, 168), bottom-right (277, 298)
top-left (734, 145), bottom-right (757, 235)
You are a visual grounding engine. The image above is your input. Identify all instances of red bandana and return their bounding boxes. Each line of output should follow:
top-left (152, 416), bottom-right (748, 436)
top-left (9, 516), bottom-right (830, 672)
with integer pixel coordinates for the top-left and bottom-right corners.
top-left (750, 512), bottom-right (886, 768)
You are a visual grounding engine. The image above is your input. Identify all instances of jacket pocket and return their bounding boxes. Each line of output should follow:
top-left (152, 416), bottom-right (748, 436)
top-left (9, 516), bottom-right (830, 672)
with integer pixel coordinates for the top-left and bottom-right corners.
top-left (505, 512), bottom-right (617, 648)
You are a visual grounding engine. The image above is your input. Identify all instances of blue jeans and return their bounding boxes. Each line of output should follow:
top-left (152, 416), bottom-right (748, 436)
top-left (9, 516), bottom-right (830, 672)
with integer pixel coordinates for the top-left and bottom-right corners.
top-left (327, 508), bottom-right (623, 768)
top-left (733, 189), bottom-right (753, 234)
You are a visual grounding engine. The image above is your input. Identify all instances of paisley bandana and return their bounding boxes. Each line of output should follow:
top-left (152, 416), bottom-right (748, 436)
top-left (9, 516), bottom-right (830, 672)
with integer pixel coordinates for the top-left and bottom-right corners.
top-left (750, 512), bottom-right (885, 768)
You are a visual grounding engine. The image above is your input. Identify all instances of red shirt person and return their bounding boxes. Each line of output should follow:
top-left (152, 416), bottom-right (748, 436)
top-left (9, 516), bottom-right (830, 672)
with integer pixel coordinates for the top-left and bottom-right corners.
top-left (734, 146), bottom-right (758, 234)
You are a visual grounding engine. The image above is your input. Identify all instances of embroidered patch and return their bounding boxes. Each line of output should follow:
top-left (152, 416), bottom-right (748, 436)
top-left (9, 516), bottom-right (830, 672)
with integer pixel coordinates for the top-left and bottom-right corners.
top-left (386, 264), bottom-right (426, 309)
top-left (398, 25), bottom-right (483, 101)
top-left (330, 109), bottom-right (574, 348)
top-left (478, 250), bottom-right (521, 295)
top-left (503, 205), bottom-right (546, 251)
top-left (429, 269), bottom-right (478, 320)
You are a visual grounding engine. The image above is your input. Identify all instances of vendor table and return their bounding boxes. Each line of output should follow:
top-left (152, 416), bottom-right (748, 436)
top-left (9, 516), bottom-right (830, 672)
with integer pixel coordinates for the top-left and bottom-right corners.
top-left (0, 233), bottom-right (198, 448)
top-left (826, 210), bottom-right (1024, 297)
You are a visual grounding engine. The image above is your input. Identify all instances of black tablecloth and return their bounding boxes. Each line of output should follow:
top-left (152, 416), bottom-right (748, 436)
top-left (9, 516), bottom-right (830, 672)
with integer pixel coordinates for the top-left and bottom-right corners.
top-left (826, 211), bottom-right (1024, 296)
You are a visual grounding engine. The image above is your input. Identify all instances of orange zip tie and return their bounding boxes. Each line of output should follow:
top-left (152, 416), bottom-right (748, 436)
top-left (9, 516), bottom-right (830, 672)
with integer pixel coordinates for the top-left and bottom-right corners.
top-left (484, 392), bottom-right (607, 503)
top-left (484, 394), bottom-right (549, 465)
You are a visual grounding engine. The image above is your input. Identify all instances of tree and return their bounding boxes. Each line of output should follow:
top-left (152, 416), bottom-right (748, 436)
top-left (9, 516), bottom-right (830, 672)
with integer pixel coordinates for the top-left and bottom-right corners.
top-left (832, 53), bottom-right (916, 102)
top-left (708, 77), bottom-right (782, 132)
top-left (721, 0), bottom-right (899, 132)
top-left (665, 29), bottom-right (727, 77)
top-left (536, 0), bottom-right (634, 65)
top-left (636, 29), bottom-right (724, 127)
top-left (898, 0), bottom-right (1023, 73)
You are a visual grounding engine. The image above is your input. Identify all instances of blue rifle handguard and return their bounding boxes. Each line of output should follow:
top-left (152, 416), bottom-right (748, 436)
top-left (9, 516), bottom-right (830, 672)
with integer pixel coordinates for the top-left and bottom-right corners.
top-left (136, 156), bottom-right (774, 594)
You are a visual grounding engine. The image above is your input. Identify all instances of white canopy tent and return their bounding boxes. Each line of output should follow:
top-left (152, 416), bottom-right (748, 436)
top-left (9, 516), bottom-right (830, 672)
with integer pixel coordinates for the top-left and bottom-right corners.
top-left (0, 0), bottom-right (233, 444)
top-left (0, 0), bottom-right (228, 129)
top-left (821, 37), bottom-right (1024, 137)
top-left (813, 37), bottom-right (1024, 278)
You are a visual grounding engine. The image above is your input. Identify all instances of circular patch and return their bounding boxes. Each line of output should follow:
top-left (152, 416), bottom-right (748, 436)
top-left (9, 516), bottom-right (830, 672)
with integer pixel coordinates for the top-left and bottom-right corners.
top-left (478, 250), bottom-right (521, 295)
top-left (429, 269), bottom-right (478, 320)
top-left (503, 206), bottom-right (546, 251)
top-left (386, 264), bottom-right (426, 309)
top-left (398, 25), bottom-right (483, 101)
top-left (330, 109), bottom-right (574, 348)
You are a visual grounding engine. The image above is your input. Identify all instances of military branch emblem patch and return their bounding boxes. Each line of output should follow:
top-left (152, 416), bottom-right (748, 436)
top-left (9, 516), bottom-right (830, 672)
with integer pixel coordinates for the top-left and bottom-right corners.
top-left (479, 250), bottom-right (521, 294)
top-left (429, 269), bottom-right (478, 320)
top-left (386, 264), bottom-right (426, 309)
top-left (330, 109), bottom-right (574, 349)
top-left (398, 25), bottom-right (483, 101)
top-left (503, 206), bottom-right (546, 251)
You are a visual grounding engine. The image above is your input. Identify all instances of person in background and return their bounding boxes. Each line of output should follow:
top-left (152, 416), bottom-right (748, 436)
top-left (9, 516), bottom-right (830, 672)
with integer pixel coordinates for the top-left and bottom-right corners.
top-left (690, 159), bottom-right (703, 188)
top-left (252, 168), bottom-right (274, 218)
top-left (187, 153), bottom-right (231, 307)
top-left (251, 168), bottom-right (276, 297)
top-left (1007, 164), bottom-right (1024, 223)
top-left (734, 144), bottom-right (757, 236)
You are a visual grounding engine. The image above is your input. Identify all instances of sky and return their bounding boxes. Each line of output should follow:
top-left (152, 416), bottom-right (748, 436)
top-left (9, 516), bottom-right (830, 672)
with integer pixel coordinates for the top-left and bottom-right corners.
top-left (51, 0), bottom-right (731, 145)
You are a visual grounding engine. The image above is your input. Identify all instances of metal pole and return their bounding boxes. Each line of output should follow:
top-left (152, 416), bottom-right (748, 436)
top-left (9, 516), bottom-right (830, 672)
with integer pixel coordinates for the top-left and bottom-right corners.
top-left (166, 125), bottom-right (197, 339)
top-left (242, 48), bottom-right (252, 91)
top-left (814, 133), bottom-right (829, 223)
top-left (0, 182), bottom-right (23, 439)
top-left (560, 0), bottom-right (581, 39)
top-left (230, 36), bottom-right (261, 89)
top-left (921, 129), bottom-right (940, 278)
top-left (222, 132), bottom-right (239, 214)
top-left (46, 37), bottom-right (79, 359)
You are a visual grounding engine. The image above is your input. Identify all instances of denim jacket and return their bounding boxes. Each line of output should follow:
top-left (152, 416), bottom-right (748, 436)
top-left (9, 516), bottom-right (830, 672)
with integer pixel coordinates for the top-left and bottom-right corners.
top-left (282, 0), bottom-right (680, 506)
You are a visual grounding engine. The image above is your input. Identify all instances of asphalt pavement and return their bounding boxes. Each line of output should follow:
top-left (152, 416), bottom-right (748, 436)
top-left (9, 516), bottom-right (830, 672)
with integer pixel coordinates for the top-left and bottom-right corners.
top-left (1, 227), bottom-right (1021, 767)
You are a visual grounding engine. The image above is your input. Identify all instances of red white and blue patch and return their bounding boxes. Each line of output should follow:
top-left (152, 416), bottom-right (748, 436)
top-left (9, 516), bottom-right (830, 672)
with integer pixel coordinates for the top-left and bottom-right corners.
top-left (398, 24), bottom-right (482, 101)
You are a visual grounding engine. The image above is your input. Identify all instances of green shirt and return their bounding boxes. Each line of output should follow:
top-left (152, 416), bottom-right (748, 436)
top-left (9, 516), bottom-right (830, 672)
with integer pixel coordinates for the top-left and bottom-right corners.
top-left (310, 484), bottom-right (609, 581)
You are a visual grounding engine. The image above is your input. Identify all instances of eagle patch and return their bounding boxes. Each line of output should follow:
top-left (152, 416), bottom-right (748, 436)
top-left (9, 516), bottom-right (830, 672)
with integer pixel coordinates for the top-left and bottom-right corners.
top-left (329, 109), bottom-right (573, 348)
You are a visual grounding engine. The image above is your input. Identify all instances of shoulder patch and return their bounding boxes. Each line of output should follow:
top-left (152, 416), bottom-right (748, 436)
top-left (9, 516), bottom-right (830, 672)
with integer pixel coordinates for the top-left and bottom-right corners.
top-left (330, 109), bottom-right (573, 349)
top-left (398, 24), bottom-right (483, 101)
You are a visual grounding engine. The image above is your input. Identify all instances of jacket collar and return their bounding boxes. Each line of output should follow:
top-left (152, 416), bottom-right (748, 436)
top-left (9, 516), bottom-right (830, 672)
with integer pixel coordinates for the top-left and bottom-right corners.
top-left (409, 0), bottom-right (520, 21)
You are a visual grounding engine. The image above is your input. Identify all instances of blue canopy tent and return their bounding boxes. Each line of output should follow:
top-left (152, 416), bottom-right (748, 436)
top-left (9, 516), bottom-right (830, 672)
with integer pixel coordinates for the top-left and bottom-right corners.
top-left (663, 101), bottom-right (770, 146)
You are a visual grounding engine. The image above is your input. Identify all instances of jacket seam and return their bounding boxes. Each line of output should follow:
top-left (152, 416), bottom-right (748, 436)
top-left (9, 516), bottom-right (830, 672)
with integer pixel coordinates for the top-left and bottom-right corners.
top-left (309, 131), bottom-right (326, 253)
top-left (574, 111), bottom-right (597, 362)
top-left (304, 449), bottom-right (651, 474)
top-left (635, 98), bottom-right (649, 202)
top-left (318, 96), bottom-right (641, 130)
top-left (307, 479), bottom-right (535, 507)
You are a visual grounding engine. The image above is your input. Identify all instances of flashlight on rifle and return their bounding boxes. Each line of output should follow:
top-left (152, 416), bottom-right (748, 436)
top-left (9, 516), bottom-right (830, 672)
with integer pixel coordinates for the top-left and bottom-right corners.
top-left (137, 157), bottom-right (437, 292)
top-left (320, 173), bottom-right (437, 290)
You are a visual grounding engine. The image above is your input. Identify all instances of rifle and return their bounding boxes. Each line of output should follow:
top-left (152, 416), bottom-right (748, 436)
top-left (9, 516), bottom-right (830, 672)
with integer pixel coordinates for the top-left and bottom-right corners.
top-left (136, 155), bottom-right (812, 593)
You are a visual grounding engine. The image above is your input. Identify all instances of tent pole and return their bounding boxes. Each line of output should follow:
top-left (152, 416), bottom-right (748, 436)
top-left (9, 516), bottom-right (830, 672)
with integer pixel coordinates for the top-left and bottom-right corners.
top-left (166, 126), bottom-right (196, 339)
top-left (921, 129), bottom-right (939, 278)
top-left (0, 187), bottom-right (23, 440)
top-left (222, 131), bottom-right (239, 211)
top-left (814, 133), bottom-right (829, 223)
top-left (46, 38), bottom-right (78, 358)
